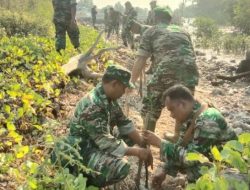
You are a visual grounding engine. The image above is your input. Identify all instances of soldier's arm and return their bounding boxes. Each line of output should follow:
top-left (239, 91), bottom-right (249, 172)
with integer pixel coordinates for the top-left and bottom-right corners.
top-left (131, 28), bottom-right (152, 84)
top-left (111, 103), bottom-right (144, 146)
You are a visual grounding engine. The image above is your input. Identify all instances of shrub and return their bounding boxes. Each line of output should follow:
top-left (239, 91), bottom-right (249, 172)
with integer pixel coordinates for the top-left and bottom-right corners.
top-left (0, 9), bottom-right (53, 37)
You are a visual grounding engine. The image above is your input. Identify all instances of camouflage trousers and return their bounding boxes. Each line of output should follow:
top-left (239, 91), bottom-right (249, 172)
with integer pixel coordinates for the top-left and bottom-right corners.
top-left (54, 21), bottom-right (80, 52)
top-left (121, 26), bottom-right (134, 48)
top-left (142, 59), bottom-right (199, 132)
top-left (51, 135), bottom-right (132, 187)
top-left (107, 24), bottom-right (119, 39)
top-left (165, 160), bottom-right (202, 182)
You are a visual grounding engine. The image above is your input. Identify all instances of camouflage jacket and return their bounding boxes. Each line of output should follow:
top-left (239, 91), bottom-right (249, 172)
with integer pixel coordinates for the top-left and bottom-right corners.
top-left (123, 7), bottom-right (137, 28)
top-left (68, 83), bottom-right (135, 158)
top-left (160, 105), bottom-right (237, 167)
top-left (138, 23), bottom-right (199, 88)
top-left (146, 10), bottom-right (155, 25)
top-left (52, 0), bottom-right (76, 23)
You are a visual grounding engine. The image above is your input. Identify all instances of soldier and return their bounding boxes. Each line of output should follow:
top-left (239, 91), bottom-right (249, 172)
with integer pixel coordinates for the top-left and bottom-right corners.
top-left (146, 0), bottom-right (157, 25)
top-left (104, 8), bottom-right (109, 33)
top-left (52, 0), bottom-right (80, 52)
top-left (130, 6), bottom-right (199, 132)
top-left (91, 5), bottom-right (97, 28)
top-left (121, 1), bottom-right (137, 49)
top-left (51, 65), bottom-right (153, 187)
top-left (107, 7), bottom-right (121, 39)
top-left (143, 85), bottom-right (237, 188)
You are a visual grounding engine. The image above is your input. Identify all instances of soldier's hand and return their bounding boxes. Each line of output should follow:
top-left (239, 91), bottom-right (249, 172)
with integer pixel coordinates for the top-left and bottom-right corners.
top-left (143, 130), bottom-right (162, 148)
top-left (152, 171), bottom-right (166, 189)
top-left (138, 148), bottom-right (153, 169)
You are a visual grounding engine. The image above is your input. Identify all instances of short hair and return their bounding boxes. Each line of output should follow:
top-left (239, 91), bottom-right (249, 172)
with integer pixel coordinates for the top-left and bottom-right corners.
top-left (102, 74), bottom-right (123, 85)
top-left (155, 12), bottom-right (172, 23)
top-left (162, 85), bottom-right (194, 102)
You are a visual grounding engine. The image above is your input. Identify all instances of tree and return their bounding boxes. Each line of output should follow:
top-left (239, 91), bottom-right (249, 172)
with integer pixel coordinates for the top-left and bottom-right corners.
top-left (233, 0), bottom-right (250, 34)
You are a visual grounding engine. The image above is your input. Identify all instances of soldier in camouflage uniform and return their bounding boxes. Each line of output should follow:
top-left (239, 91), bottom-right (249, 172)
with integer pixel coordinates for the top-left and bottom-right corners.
top-left (52, 0), bottom-right (80, 52)
top-left (104, 8), bottom-right (109, 33)
top-left (130, 6), bottom-right (199, 132)
top-left (107, 7), bottom-right (121, 39)
top-left (146, 0), bottom-right (157, 26)
top-left (51, 65), bottom-right (153, 187)
top-left (143, 85), bottom-right (237, 188)
top-left (121, 1), bottom-right (137, 49)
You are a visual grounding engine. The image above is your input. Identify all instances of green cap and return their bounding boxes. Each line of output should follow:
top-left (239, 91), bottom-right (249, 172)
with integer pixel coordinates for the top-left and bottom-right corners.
top-left (154, 6), bottom-right (173, 18)
top-left (104, 65), bottom-right (135, 88)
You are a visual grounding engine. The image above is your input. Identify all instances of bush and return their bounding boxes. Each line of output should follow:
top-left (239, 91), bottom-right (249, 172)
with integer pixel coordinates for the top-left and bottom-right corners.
top-left (0, 9), bottom-right (53, 37)
top-left (186, 133), bottom-right (250, 190)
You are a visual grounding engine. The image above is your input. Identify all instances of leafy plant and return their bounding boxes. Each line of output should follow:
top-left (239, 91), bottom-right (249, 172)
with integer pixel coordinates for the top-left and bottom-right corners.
top-left (186, 133), bottom-right (250, 190)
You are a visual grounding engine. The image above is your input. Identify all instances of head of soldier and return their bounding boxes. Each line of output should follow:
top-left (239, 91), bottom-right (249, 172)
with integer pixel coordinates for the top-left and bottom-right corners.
top-left (150, 0), bottom-right (157, 10)
top-left (125, 1), bottom-right (132, 9)
top-left (163, 85), bottom-right (194, 123)
top-left (102, 65), bottom-right (135, 100)
top-left (154, 6), bottom-right (172, 24)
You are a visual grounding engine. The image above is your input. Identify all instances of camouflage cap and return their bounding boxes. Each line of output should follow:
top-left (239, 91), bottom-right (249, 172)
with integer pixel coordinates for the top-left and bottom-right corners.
top-left (104, 65), bottom-right (135, 88)
top-left (154, 6), bottom-right (173, 18)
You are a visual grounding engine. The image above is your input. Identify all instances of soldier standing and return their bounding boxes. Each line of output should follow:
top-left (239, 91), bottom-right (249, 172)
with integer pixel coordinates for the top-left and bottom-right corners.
top-left (146, 0), bottom-right (157, 25)
top-left (91, 5), bottom-right (97, 28)
top-left (104, 8), bottom-right (109, 33)
top-left (51, 65), bottom-right (153, 188)
top-left (130, 6), bottom-right (199, 132)
top-left (107, 7), bottom-right (121, 39)
top-left (52, 0), bottom-right (80, 52)
top-left (121, 1), bottom-right (137, 49)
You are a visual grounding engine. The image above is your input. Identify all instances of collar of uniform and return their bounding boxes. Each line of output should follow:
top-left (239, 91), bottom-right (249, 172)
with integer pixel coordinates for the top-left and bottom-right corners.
top-left (156, 23), bottom-right (169, 28)
top-left (94, 83), bottom-right (114, 109)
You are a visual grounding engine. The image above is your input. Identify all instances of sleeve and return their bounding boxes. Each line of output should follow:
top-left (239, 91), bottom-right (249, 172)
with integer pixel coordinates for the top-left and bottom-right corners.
top-left (137, 28), bottom-right (153, 57)
top-left (78, 104), bottom-right (128, 157)
top-left (160, 116), bottom-right (223, 165)
top-left (110, 102), bottom-right (135, 136)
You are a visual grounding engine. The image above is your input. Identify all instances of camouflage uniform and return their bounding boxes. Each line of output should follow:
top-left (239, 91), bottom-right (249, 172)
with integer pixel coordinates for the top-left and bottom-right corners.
top-left (138, 24), bottom-right (199, 131)
top-left (52, 0), bottom-right (80, 52)
top-left (51, 65), bottom-right (136, 187)
top-left (160, 103), bottom-right (236, 182)
top-left (121, 4), bottom-right (137, 48)
top-left (146, 10), bottom-right (156, 25)
top-left (107, 9), bottom-right (121, 38)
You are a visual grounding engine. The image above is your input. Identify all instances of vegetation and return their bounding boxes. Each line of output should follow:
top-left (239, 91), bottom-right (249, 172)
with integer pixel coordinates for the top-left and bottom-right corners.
top-left (193, 17), bottom-right (250, 54)
top-left (186, 133), bottom-right (250, 190)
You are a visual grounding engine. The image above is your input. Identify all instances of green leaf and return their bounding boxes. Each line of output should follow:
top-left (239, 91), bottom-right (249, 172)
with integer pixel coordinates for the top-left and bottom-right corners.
top-left (186, 152), bottom-right (209, 163)
top-left (224, 140), bottom-right (243, 152)
top-left (7, 122), bottom-right (16, 131)
top-left (4, 104), bottom-right (11, 114)
top-left (28, 177), bottom-right (37, 189)
top-left (17, 107), bottom-right (24, 119)
top-left (238, 133), bottom-right (250, 144)
top-left (211, 146), bottom-right (222, 161)
top-left (214, 177), bottom-right (228, 190)
top-left (221, 147), bottom-right (247, 173)
top-left (15, 145), bottom-right (29, 159)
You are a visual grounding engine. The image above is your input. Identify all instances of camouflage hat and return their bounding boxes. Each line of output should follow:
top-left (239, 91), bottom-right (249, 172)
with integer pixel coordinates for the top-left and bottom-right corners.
top-left (154, 6), bottom-right (173, 18)
top-left (104, 65), bottom-right (135, 88)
